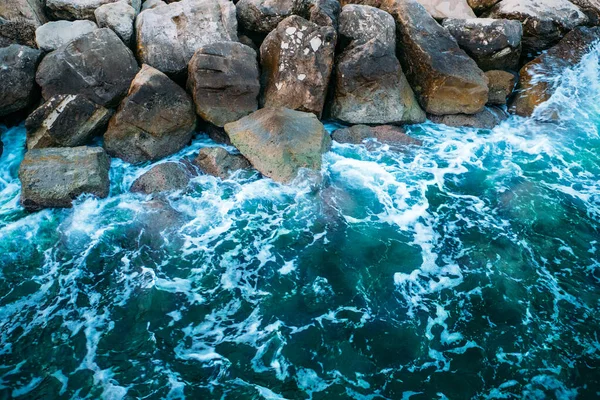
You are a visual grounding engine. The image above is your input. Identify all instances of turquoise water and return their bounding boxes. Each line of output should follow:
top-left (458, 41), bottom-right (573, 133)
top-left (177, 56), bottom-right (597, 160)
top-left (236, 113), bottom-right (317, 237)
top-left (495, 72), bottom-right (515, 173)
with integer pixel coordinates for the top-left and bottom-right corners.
top-left (1, 50), bottom-right (600, 399)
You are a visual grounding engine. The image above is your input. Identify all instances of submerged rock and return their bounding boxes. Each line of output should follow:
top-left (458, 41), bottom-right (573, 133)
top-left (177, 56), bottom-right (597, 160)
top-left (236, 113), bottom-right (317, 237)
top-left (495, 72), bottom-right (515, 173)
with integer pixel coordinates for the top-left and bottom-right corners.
top-left (19, 146), bottom-right (110, 210)
top-left (130, 162), bottom-right (191, 194)
top-left (332, 124), bottom-right (422, 146)
top-left (223, 108), bottom-right (331, 183)
top-left (193, 147), bottom-right (251, 179)
top-left (135, 0), bottom-right (237, 76)
top-left (35, 20), bottom-right (99, 52)
top-left (260, 15), bottom-right (336, 117)
top-left (25, 95), bottom-right (112, 150)
top-left (36, 28), bottom-right (139, 107)
top-left (486, 70), bottom-right (516, 105)
top-left (104, 65), bottom-right (196, 164)
top-left (45, 0), bottom-right (140, 21)
top-left (428, 106), bottom-right (508, 129)
top-left (0, 44), bottom-right (42, 118)
top-left (95, 1), bottom-right (136, 46)
top-left (416, 0), bottom-right (475, 19)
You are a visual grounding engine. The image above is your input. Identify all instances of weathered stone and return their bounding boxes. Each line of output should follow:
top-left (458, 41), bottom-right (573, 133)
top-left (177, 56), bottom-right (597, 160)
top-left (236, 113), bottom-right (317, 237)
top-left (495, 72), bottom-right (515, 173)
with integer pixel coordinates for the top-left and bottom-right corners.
top-left (511, 26), bottom-right (600, 117)
top-left (224, 108), bottom-right (331, 183)
top-left (141, 0), bottom-right (166, 10)
top-left (136, 0), bottom-right (237, 76)
top-left (416, 0), bottom-right (475, 19)
top-left (0, 0), bottom-right (47, 28)
top-left (104, 65), bottom-right (196, 164)
top-left (187, 42), bottom-right (260, 127)
top-left (36, 28), bottom-right (139, 107)
top-left (0, 18), bottom-right (37, 47)
top-left (488, 0), bottom-right (588, 56)
top-left (35, 20), bottom-right (99, 52)
top-left (19, 146), bottom-right (110, 210)
top-left (467, 0), bottom-right (500, 13)
top-left (309, 0), bottom-right (341, 28)
top-left (95, 1), bottom-right (136, 46)
top-left (236, 0), bottom-right (308, 34)
top-left (485, 70), bottom-right (515, 105)
top-left (570, 0), bottom-right (600, 25)
top-left (428, 106), bottom-right (508, 129)
top-left (332, 124), bottom-right (422, 146)
top-left (442, 18), bottom-right (522, 71)
top-left (337, 4), bottom-right (395, 50)
top-left (130, 162), bottom-right (191, 193)
top-left (0, 44), bottom-right (42, 117)
top-left (193, 147), bottom-right (251, 178)
top-left (260, 15), bottom-right (336, 117)
top-left (45, 0), bottom-right (140, 21)
top-left (25, 95), bottom-right (112, 150)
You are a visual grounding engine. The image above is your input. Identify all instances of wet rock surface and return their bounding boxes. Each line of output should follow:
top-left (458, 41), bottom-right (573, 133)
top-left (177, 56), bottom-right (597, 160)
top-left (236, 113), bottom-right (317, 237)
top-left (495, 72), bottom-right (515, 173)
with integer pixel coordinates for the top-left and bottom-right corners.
top-left (429, 106), bottom-right (508, 129)
top-left (332, 124), bottom-right (423, 146)
top-left (193, 147), bottom-right (251, 179)
top-left (0, 44), bottom-right (42, 118)
top-left (486, 70), bottom-right (516, 105)
top-left (130, 162), bottom-right (192, 194)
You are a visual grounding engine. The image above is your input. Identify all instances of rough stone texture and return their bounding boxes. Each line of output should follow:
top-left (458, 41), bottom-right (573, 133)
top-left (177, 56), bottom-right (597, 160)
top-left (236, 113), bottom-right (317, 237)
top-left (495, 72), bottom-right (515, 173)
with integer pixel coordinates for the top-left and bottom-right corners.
top-left (25, 94), bottom-right (112, 150)
top-left (416, 0), bottom-right (475, 18)
top-left (236, 0), bottom-right (308, 34)
top-left (332, 124), bottom-right (422, 146)
top-left (467, 0), bottom-right (499, 13)
top-left (0, 18), bottom-right (37, 47)
top-left (95, 1), bottom-right (136, 46)
top-left (193, 147), bottom-right (251, 178)
top-left (442, 18), bottom-right (522, 71)
top-left (130, 162), bottom-right (191, 193)
top-left (19, 146), bottom-right (110, 210)
top-left (511, 26), bottom-right (600, 117)
top-left (486, 70), bottom-right (515, 105)
top-left (188, 42), bottom-right (260, 127)
top-left (223, 108), bottom-right (331, 183)
top-left (0, 44), bottom-right (42, 117)
top-left (45, 0), bottom-right (140, 21)
top-left (331, 5), bottom-right (424, 124)
top-left (570, 0), bottom-right (600, 25)
top-left (141, 0), bottom-right (166, 10)
top-left (104, 65), bottom-right (196, 164)
top-left (136, 0), bottom-right (238, 77)
top-left (428, 106), bottom-right (508, 129)
top-left (309, 0), bottom-right (341, 28)
top-left (260, 15), bottom-right (336, 118)
top-left (488, 0), bottom-right (588, 56)
top-left (36, 28), bottom-right (140, 108)
top-left (0, 0), bottom-right (47, 29)
top-left (35, 20), bottom-right (99, 52)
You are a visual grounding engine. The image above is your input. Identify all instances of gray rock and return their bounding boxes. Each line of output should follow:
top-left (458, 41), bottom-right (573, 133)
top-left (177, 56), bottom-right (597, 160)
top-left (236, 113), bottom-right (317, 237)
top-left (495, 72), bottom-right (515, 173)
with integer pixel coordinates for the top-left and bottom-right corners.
top-left (135, 0), bottom-right (237, 77)
top-left (428, 106), bottom-right (508, 129)
top-left (19, 146), bottom-right (110, 210)
top-left (193, 147), bottom-right (251, 179)
top-left (0, 0), bottom-right (47, 28)
top-left (187, 41), bottom-right (260, 127)
top-left (35, 20), bottom-right (99, 52)
top-left (308, 0), bottom-right (341, 28)
top-left (0, 44), bottom-right (42, 117)
top-left (45, 0), bottom-right (140, 21)
top-left (443, 18), bottom-right (522, 71)
top-left (141, 0), bottom-right (166, 10)
top-left (485, 70), bottom-right (515, 105)
top-left (416, 0), bottom-right (475, 19)
top-left (260, 15), bottom-right (336, 118)
top-left (95, 1), bottom-right (136, 46)
top-left (332, 124), bottom-right (422, 146)
top-left (25, 94), bottom-right (112, 149)
top-left (223, 108), bottom-right (331, 183)
top-left (337, 4), bottom-right (395, 50)
top-left (104, 64), bottom-right (196, 164)
top-left (0, 18), bottom-right (37, 47)
top-left (236, 0), bottom-right (308, 34)
top-left (36, 28), bottom-right (140, 107)
top-left (130, 162), bottom-right (191, 193)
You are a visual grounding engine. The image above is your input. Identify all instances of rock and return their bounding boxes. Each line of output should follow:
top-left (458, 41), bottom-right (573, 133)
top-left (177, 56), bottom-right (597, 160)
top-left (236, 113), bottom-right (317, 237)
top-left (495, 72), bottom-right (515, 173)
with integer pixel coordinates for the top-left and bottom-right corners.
top-left (36, 28), bottom-right (139, 108)
top-left (35, 20), bottom-right (99, 52)
top-left (95, 1), bottom-right (136, 46)
top-left (488, 0), bottom-right (588, 56)
top-left (260, 15), bottom-right (336, 118)
top-left (428, 106), bottom-right (508, 129)
top-left (25, 95), bottom-right (112, 150)
top-left (0, 18), bottom-right (37, 47)
top-left (19, 146), bottom-right (110, 210)
top-left (104, 64), bottom-right (196, 164)
top-left (332, 124), bottom-right (422, 146)
top-left (570, 0), bottom-right (600, 25)
top-left (45, 0), bottom-right (140, 21)
top-left (485, 70), bottom-right (515, 105)
top-left (187, 41), bottom-right (260, 127)
top-left (223, 108), bottom-right (331, 183)
top-left (236, 0), bottom-right (307, 34)
top-left (309, 0), bottom-right (341, 28)
top-left (0, 44), bottom-right (42, 117)
top-left (331, 5), bottom-right (425, 124)
top-left (467, 0), bottom-right (500, 13)
top-left (416, 0), bottom-right (475, 19)
top-left (130, 162), bottom-right (191, 193)
top-left (510, 26), bottom-right (600, 117)
top-left (193, 147), bottom-right (251, 178)
top-left (0, 0), bottom-right (47, 28)
top-left (442, 18), bottom-right (522, 71)
top-left (141, 0), bottom-right (166, 10)
top-left (136, 0), bottom-right (237, 77)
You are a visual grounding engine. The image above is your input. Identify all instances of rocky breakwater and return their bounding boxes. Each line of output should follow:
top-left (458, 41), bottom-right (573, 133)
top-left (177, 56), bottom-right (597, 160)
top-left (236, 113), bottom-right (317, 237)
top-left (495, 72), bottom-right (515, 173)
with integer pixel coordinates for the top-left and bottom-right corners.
top-left (0, 0), bottom-right (598, 210)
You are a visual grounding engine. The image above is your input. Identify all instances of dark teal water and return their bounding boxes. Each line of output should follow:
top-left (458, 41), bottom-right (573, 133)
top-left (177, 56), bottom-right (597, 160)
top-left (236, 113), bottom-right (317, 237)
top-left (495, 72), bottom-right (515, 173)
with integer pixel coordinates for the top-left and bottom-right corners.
top-left (1, 51), bottom-right (600, 399)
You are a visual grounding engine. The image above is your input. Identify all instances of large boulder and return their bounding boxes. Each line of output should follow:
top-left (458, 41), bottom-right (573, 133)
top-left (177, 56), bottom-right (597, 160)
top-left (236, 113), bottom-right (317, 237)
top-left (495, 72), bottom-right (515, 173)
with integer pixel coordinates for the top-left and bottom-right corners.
top-left (0, 18), bottom-right (37, 47)
top-left (25, 95), bottom-right (112, 150)
top-left (442, 18), bottom-right (522, 71)
top-left (236, 0), bottom-right (308, 34)
top-left (130, 162), bottom-right (191, 193)
top-left (45, 0), bottom-right (140, 21)
top-left (193, 147), bottom-right (251, 179)
top-left (0, 44), bottom-right (42, 117)
top-left (260, 15), bottom-right (336, 118)
top-left (485, 70), bottom-right (515, 105)
top-left (35, 20), bottom-right (99, 52)
top-left (331, 5), bottom-right (424, 124)
top-left (511, 26), bottom-right (600, 117)
top-left (332, 124), bottom-right (422, 146)
top-left (0, 0), bottom-right (47, 30)
top-left (488, 0), bottom-right (588, 56)
top-left (223, 108), bottom-right (331, 183)
top-left (428, 106), bottom-right (508, 129)
top-left (19, 146), bottom-right (110, 210)
top-left (135, 0), bottom-right (237, 77)
top-left (36, 28), bottom-right (140, 107)
top-left (416, 0), bottom-right (475, 19)
top-left (103, 64), bottom-right (196, 164)
top-left (95, 1), bottom-right (136, 46)
top-left (187, 42), bottom-right (260, 127)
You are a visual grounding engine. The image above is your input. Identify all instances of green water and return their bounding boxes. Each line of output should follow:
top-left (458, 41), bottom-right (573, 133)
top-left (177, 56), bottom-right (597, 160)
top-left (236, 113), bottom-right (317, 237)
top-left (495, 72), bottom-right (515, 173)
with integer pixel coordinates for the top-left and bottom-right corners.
top-left (0, 51), bottom-right (599, 399)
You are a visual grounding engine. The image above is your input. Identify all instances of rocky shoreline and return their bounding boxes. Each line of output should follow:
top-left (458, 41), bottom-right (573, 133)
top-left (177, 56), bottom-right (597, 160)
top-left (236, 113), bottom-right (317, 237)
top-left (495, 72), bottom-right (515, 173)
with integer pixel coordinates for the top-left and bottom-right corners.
top-left (1, 0), bottom-right (599, 210)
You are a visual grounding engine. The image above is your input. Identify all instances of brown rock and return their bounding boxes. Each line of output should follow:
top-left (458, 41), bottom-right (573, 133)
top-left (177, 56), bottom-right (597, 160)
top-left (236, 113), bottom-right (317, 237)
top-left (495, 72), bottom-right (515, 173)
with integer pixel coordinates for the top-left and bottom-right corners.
top-left (193, 147), bottom-right (251, 178)
top-left (236, 0), bottom-right (308, 34)
top-left (332, 124), bottom-right (422, 146)
top-left (467, 0), bottom-right (499, 13)
top-left (429, 106), bottom-right (508, 129)
top-left (130, 162), bottom-right (191, 193)
top-left (485, 70), bottom-right (515, 105)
